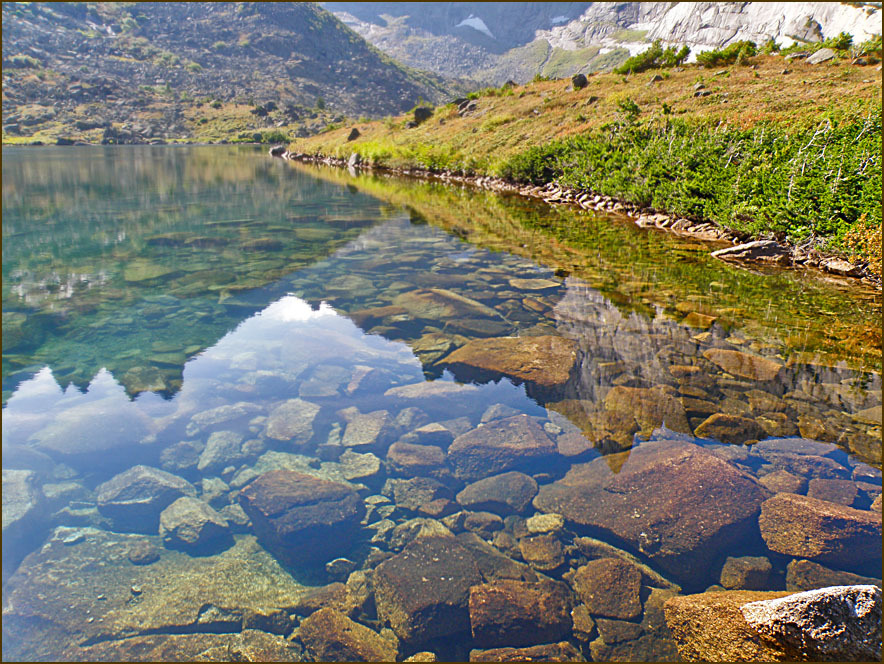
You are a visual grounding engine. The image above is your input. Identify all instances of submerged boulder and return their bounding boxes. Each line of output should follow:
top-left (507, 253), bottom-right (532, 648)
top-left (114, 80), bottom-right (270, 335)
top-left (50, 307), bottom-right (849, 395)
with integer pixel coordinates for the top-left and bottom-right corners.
top-left (468, 579), bottom-right (573, 648)
top-left (469, 642), bottom-right (585, 662)
top-left (374, 535), bottom-right (482, 643)
top-left (2, 469), bottom-right (47, 580)
top-left (572, 557), bottom-right (643, 620)
top-left (534, 440), bottom-right (770, 584)
top-left (237, 470), bottom-right (364, 566)
top-left (298, 607), bottom-right (398, 662)
top-left (455, 471), bottom-right (538, 515)
top-left (448, 415), bottom-right (557, 481)
top-left (758, 493), bottom-right (881, 571)
top-left (96, 465), bottom-right (197, 533)
top-left (159, 497), bottom-right (231, 553)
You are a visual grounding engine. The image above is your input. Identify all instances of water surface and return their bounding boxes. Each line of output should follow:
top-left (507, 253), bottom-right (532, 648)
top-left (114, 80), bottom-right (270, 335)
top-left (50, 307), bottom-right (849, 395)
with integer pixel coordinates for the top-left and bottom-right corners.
top-left (2, 146), bottom-right (881, 662)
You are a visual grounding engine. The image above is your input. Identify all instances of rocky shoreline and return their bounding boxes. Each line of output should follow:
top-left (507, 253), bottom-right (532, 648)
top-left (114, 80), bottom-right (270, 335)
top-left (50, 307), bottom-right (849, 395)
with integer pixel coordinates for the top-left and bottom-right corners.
top-left (278, 150), bottom-right (881, 289)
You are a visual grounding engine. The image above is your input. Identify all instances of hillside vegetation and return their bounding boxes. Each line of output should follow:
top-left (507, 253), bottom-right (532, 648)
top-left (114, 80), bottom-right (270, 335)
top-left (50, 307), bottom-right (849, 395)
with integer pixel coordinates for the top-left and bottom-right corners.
top-left (292, 54), bottom-right (882, 273)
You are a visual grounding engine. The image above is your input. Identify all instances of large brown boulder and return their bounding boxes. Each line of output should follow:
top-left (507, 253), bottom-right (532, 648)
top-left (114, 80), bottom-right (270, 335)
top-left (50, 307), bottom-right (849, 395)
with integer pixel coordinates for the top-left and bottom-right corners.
top-left (442, 336), bottom-right (577, 391)
top-left (448, 415), bottom-right (557, 481)
top-left (298, 607), bottom-right (398, 662)
top-left (468, 579), bottom-right (573, 647)
top-left (758, 493), bottom-right (881, 571)
top-left (237, 470), bottom-right (364, 566)
top-left (534, 440), bottom-right (770, 584)
top-left (373, 535), bottom-right (482, 644)
top-left (664, 590), bottom-right (793, 661)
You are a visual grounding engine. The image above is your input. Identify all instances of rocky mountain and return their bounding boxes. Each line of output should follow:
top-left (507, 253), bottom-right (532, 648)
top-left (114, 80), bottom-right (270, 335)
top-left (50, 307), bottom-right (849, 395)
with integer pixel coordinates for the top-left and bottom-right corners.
top-left (1, 2), bottom-right (459, 144)
top-left (324, 1), bottom-right (882, 84)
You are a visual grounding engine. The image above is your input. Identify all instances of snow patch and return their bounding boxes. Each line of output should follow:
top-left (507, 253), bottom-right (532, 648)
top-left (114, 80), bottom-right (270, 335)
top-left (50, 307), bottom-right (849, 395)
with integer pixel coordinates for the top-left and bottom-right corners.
top-left (551, 15), bottom-right (570, 25)
top-left (456, 14), bottom-right (496, 40)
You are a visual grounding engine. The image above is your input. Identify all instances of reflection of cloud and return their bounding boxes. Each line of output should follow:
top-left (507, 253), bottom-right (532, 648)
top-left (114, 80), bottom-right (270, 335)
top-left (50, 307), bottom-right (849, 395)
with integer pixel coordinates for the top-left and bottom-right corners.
top-left (258, 295), bottom-right (336, 323)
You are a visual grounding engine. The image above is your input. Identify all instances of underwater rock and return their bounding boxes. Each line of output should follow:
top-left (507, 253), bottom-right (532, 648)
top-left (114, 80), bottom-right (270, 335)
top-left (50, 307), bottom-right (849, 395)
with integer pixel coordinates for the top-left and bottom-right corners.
top-left (603, 385), bottom-right (692, 437)
top-left (384, 380), bottom-right (480, 402)
top-left (185, 401), bottom-right (263, 438)
top-left (785, 559), bottom-right (882, 592)
top-left (2, 468), bottom-right (47, 580)
top-left (741, 585), bottom-right (881, 662)
top-left (394, 287), bottom-right (501, 322)
top-left (387, 441), bottom-right (448, 478)
top-left (719, 556), bottom-right (772, 590)
top-left (448, 415), bottom-right (557, 481)
top-left (387, 476), bottom-right (454, 512)
top-left (469, 579), bottom-right (573, 647)
top-left (572, 557), bottom-right (643, 620)
top-left (442, 335), bottom-right (577, 391)
top-left (693, 413), bottom-right (765, 444)
top-left (758, 493), bottom-right (881, 570)
top-left (298, 607), bottom-right (398, 662)
top-left (469, 641), bottom-right (585, 662)
top-left (197, 430), bottom-right (245, 474)
top-left (758, 469), bottom-right (807, 495)
top-left (518, 533), bottom-right (565, 571)
top-left (159, 496), bottom-right (231, 553)
top-left (238, 470), bottom-right (364, 566)
top-left (1, 529), bottom-right (310, 661)
top-left (342, 409), bottom-right (393, 450)
top-left (455, 472), bottom-right (538, 515)
top-left (374, 535), bottom-right (482, 643)
top-left (264, 399), bottom-right (320, 446)
top-left (96, 465), bottom-right (197, 533)
top-left (535, 440), bottom-right (769, 584)
top-left (806, 478), bottom-right (859, 506)
top-left (702, 348), bottom-right (784, 382)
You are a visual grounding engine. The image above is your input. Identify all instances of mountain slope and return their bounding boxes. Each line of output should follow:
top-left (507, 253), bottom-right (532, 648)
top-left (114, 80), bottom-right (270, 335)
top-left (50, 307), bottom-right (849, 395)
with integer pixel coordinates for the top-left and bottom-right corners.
top-left (1, 2), bottom-right (459, 144)
top-left (324, 1), bottom-right (882, 84)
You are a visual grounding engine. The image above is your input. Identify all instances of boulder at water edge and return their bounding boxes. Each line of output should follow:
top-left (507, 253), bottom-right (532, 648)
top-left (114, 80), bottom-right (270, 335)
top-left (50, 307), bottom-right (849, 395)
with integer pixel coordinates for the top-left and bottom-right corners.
top-left (237, 470), bottom-right (364, 566)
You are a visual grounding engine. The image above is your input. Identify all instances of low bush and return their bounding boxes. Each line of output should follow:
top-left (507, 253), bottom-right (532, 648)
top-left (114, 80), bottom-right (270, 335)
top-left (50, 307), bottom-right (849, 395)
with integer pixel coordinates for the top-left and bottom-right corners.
top-left (614, 40), bottom-right (690, 74)
top-left (696, 40), bottom-right (757, 67)
top-left (499, 109), bottom-right (882, 252)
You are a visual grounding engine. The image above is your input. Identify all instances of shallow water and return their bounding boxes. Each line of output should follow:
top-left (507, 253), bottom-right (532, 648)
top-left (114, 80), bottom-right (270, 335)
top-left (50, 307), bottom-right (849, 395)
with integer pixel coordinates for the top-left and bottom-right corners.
top-left (2, 146), bottom-right (881, 662)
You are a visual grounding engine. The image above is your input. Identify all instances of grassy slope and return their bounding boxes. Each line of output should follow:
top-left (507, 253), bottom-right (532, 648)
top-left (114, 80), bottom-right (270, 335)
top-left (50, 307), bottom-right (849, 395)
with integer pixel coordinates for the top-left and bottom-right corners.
top-left (291, 55), bottom-right (882, 268)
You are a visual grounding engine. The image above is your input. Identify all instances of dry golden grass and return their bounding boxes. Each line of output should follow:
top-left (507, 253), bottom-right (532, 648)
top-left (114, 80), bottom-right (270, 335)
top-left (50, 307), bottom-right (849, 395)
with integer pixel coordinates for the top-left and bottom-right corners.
top-left (293, 55), bottom-right (882, 174)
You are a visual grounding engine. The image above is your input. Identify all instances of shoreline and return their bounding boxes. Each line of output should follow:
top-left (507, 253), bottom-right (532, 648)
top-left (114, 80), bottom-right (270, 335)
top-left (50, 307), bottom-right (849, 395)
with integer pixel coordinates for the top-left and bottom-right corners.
top-left (279, 150), bottom-right (882, 290)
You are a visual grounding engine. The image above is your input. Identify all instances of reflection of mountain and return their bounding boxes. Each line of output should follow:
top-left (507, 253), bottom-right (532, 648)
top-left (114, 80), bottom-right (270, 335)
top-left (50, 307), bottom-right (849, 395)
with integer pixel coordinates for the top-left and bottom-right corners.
top-left (1, 146), bottom-right (388, 400)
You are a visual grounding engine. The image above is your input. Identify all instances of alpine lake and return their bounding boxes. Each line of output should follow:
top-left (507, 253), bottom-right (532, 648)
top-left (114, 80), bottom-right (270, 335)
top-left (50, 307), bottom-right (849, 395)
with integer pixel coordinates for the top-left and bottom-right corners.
top-left (2, 145), bottom-right (881, 662)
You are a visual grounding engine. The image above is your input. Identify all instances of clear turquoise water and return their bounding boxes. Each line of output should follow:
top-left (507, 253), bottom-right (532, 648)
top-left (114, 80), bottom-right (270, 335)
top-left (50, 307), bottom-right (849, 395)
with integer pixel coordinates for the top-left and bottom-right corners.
top-left (2, 146), bottom-right (881, 661)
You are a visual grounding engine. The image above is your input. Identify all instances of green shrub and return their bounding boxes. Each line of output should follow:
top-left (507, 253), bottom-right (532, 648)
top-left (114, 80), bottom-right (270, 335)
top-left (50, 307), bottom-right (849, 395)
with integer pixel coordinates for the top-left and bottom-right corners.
top-left (614, 40), bottom-right (690, 74)
top-left (8, 54), bottom-right (41, 68)
top-left (696, 41), bottom-right (757, 67)
top-left (210, 100), bottom-right (222, 109)
top-left (262, 130), bottom-right (288, 143)
top-left (185, 62), bottom-right (202, 73)
top-left (500, 110), bottom-right (882, 248)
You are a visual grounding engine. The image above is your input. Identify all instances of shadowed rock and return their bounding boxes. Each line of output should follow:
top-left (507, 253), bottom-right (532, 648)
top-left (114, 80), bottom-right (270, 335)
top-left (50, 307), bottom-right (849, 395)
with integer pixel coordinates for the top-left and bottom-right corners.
top-left (374, 535), bottom-right (482, 643)
top-left (455, 471), bottom-right (538, 515)
top-left (469, 579), bottom-right (573, 647)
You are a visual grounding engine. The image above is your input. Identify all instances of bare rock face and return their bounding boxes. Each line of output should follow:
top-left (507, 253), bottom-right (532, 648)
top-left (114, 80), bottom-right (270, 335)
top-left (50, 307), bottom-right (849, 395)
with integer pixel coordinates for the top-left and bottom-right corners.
top-left (664, 590), bottom-right (794, 662)
top-left (373, 535), bottom-right (483, 644)
top-left (448, 415), bottom-right (558, 481)
top-left (96, 465), bottom-right (197, 533)
top-left (298, 606), bottom-right (398, 662)
top-left (468, 579), bottom-right (573, 647)
top-left (469, 641), bottom-right (585, 662)
top-left (442, 335), bottom-right (578, 391)
top-left (534, 440), bottom-right (769, 585)
top-left (237, 470), bottom-right (364, 566)
top-left (455, 471), bottom-right (538, 515)
top-left (741, 585), bottom-right (881, 662)
top-left (758, 493), bottom-right (881, 571)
